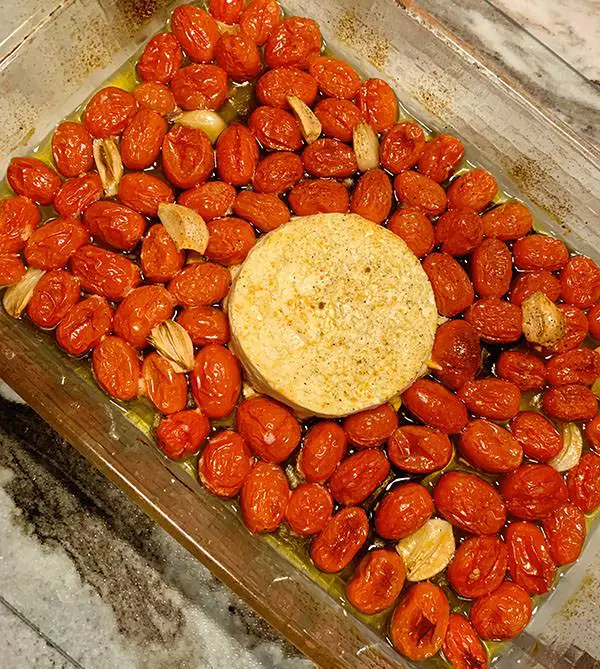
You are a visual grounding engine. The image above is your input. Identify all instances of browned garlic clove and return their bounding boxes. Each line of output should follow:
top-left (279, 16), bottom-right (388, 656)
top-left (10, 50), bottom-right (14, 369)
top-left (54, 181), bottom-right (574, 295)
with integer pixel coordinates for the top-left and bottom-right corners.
top-left (93, 137), bottom-right (123, 197)
top-left (149, 320), bottom-right (194, 374)
top-left (522, 291), bottom-right (565, 347)
top-left (353, 122), bottom-right (379, 172)
top-left (287, 95), bottom-right (322, 144)
top-left (158, 203), bottom-right (209, 254)
top-left (3, 268), bottom-right (45, 318)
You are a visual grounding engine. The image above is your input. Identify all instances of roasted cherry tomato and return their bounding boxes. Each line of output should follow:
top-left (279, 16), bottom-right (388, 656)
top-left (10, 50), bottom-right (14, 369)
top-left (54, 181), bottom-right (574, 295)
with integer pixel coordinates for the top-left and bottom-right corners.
top-left (458, 379), bottom-right (521, 421)
top-left (170, 4), bottom-right (219, 63)
top-left (70, 245), bottom-right (141, 301)
top-left (113, 285), bottom-right (176, 349)
top-left (481, 202), bottom-right (532, 240)
top-left (7, 158), bottom-right (61, 205)
top-left (140, 224), bottom-right (185, 283)
top-left (402, 379), bottom-right (468, 434)
top-left (0, 254), bottom-right (25, 286)
top-left (380, 123), bottom-right (426, 174)
top-left (446, 168), bottom-right (497, 212)
top-left (133, 82), bottom-right (177, 116)
top-left (346, 549), bottom-right (406, 615)
top-left (215, 33), bottom-right (262, 82)
top-left (118, 172), bottom-right (174, 216)
top-left (157, 409), bottom-right (211, 461)
top-left (51, 122), bottom-right (94, 178)
top-left (394, 171), bottom-right (447, 217)
top-left (356, 78), bottom-right (398, 134)
top-left (567, 452), bottom-right (600, 513)
top-left (289, 179), bottom-right (349, 216)
top-left (240, 461), bottom-right (289, 533)
top-left (465, 298), bottom-right (522, 344)
top-left (55, 295), bottom-right (113, 356)
top-left (285, 483), bottom-right (333, 535)
top-left (248, 106), bottom-right (302, 151)
top-left (264, 16), bottom-right (321, 70)
top-left (239, 0), bottom-right (283, 45)
top-left (542, 503), bottom-right (586, 566)
top-left (24, 217), bottom-right (90, 270)
top-left (255, 66), bottom-right (318, 109)
top-left (198, 429), bottom-right (253, 497)
top-left (561, 255), bottom-right (600, 309)
top-left (302, 138), bottom-right (358, 178)
top-left (496, 350), bottom-right (546, 391)
top-left (205, 216), bottom-right (256, 266)
top-left (387, 207), bottom-right (435, 258)
top-left (500, 464), bottom-right (568, 520)
top-left (417, 134), bottom-right (464, 183)
top-left (0, 195), bottom-right (40, 254)
top-left (351, 168), bottom-right (392, 224)
top-left (308, 56), bottom-right (361, 100)
top-left (447, 536), bottom-right (507, 599)
top-left (82, 201), bottom-right (146, 252)
top-left (387, 425), bottom-right (452, 473)
top-left (509, 270), bottom-right (561, 305)
top-left (442, 614), bottom-right (488, 669)
top-left (547, 347), bottom-right (600, 386)
top-left (513, 234), bottom-right (569, 272)
top-left (53, 173), bottom-right (103, 217)
top-left (588, 300), bottom-right (600, 341)
top-left (389, 582), bottom-right (449, 661)
top-left (82, 86), bottom-right (137, 138)
top-left (27, 270), bottom-right (80, 329)
top-left (586, 413), bottom-right (600, 452)
top-left (170, 63), bottom-right (229, 110)
top-left (342, 403), bottom-right (398, 448)
top-left (233, 191), bottom-right (290, 232)
top-left (297, 420), bottom-right (347, 483)
top-left (329, 449), bottom-right (390, 505)
top-left (216, 124), bottom-right (260, 186)
top-left (121, 109), bottom-right (167, 170)
top-left (142, 352), bottom-right (188, 414)
top-left (506, 522), bottom-right (555, 595)
top-left (435, 208), bottom-right (483, 257)
top-left (253, 151), bottom-right (304, 193)
top-left (314, 98), bottom-right (363, 142)
top-left (179, 181), bottom-right (236, 221)
top-left (434, 471), bottom-right (506, 535)
top-left (430, 320), bottom-right (481, 390)
top-left (92, 335), bottom-right (141, 401)
top-left (470, 582), bottom-right (532, 641)
top-left (509, 411), bottom-right (562, 462)
top-left (422, 253), bottom-right (475, 317)
top-left (162, 125), bottom-right (214, 189)
top-left (310, 506), bottom-right (369, 573)
top-left (137, 32), bottom-right (183, 84)
top-left (471, 237), bottom-right (512, 298)
top-left (374, 483), bottom-right (433, 540)
top-left (168, 262), bottom-right (231, 307)
top-left (545, 304), bottom-right (588, 354)
top-left (176, 306), bottom-right (230, 346)
top-left (459, 419), bottom-right (523, 474)
top-left (191, 343), bottom-right (241, 419)
top-left (542, 383), bottom-right (598, 421)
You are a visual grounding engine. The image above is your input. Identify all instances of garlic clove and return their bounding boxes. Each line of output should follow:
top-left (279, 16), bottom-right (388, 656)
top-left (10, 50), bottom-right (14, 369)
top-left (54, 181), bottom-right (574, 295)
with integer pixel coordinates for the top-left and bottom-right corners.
top-left (158, 203), bottom-right (209, 254)
top-left (287, 95), bottom-right (322, 144)
top-left (549, 423), bottom-right (583, 472)
top-left (173, 110), bottom-right (226, 144)
top-left (149, 320), bottom-right (194, 374)
top-left (93, 137), bottom-right (123, 197)
top-left (353, 122), bottom-right (380, 172)
top-left (522, 291), bottom-right (565, 347)
top-left (3, 268), bottom-right (45, 318)
top-left (396, 518), bottom-right (455, 581)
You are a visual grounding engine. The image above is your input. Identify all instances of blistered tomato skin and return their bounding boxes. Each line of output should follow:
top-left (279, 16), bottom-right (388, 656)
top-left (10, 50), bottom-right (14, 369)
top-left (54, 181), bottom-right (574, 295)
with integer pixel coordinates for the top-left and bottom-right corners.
top-left (561, 255), bottom-right (600, 309)
top-left (509, 411), bottom-right (562, 462)
top-left (264, 16), bottom-right (322, 70)
top-left (510, 270), bottom-right (561, 305)
top-left (162, 125), bottom-right (214, 190)
top-left (170, 4), bottom-right (220, 63)
top-left (240, 461), bottom-right (289, 534)
top-left (387, 207), bottom-right (434, 258)
top-left (53, 173), bottom-right (103, 217)
top-left (177, 306), bottom-right (230, 346)
top-left (121, 109), bottom-right (167, 171)
top-left (402, 379), bottom-right (468, 434)
top-left (346, 550), bottom-right (406, 615)
top-left (500, 464), bottom-right (568, 520)
top-left (92, 335), bottom-right (141, 401)
top-left (55, 295), bottom-right (113, 356)
top-left (380, 123), bottom-right (426, 173)
top-left (310, 506), bottom-right (369, 573)
top-left (191, 344), bottom-right (241, 419)
top-left (542, 503), bottom-right (587, 566)
top-left (142, 352), bottom-right (188, 415)
top-left (198, 429), bottom-right (253, 497)
top-left (239, 0), bottom-right (283, 45)
top-left (118, 172), bottom-right (174, 216)
top-left (435, 208), bottom-right (484, 257)
top-left (157, 409), bottom-right (210, 461)
top-left (133, 82), bottom-right (177, 116)
top-left (465, 298), bottom-right (522, 344)
top-left (248, 106), bottom-right (303, 151)
top-left (0, 255), bottom-right (25, 286)
top-left (309, 56), bottom-right (361, 100)
top-left (442, 614), bottom-right (488, 669)
top-left (547, 348), bottom-right (600, 386)
top-left (430, 320), bottom-right (481, 390)
top-left (471, 237), bottom-right (512, 298)
top-left (470, 582), bottom-right (532, 641)
top-left (329, 449), bottom-right (390, 506)
top-left (389, 582), bottom-right (449, 661)
top-left (482, 202), bottom-right (532, 240)
top-left (506, 522), bottom-right (555, 595)
top-left (140, 224), bottom-right (185, 283)
top-left (137, 32), bottom-right (182, 84)
top-left (496, 350), bottom-right (546, 391)
top-left (70, 245), bottom-right (141, 301)
top-left (374, 483), bottom-right (434, 540)
top-left (24, 217), bottom-right (90, 271)
top-left (314, 98), bottom-right (362, 142)
top-left (253, 151), bottom-right (304, 193)
top-left (7, 158), bottom-right (62, 206)
top-left (447, 536), bottom-right (507, 599)
top-left (422, 253), bottom-right (475, 317)
top-left (586, 414), bottom-right (600, 452)
top-left (216, 124), bottom-right (260, 186)
top-left (168, 262), bottom-right (231, 307)
top-left (417, 134), bottom-right (464, 183)
top-left (289, 179), bottom-right (348, 216)
top-left (446, 168), bottom-right (498, 212)
top-left (356, 78), bottom-right (398, 134)
top-left (302, 138), bottom-right (358, 179)
top-left (83, 86), bottom-right (137, 138)
top-left (351, 169), bottom-right (392, 224)
top-left (0, 195), bottom-right (40, 254)
top-left (170, 64), bottom-right (229, 111)
top-left (567, 452), bottom-right (600, 513)
top-left (542, 383), bottom-right (598, 421)
top-left (179, 181), bottom-right (236, 221)
top-left (51, 122), bottom-right (94, 178)
top-left (233, 191), bottom-right (290, 232)
top-left (205, 217), bottom-right (256, 266)
top-left (434, 471), bottom-right (506, 535)
top-left (215, 33), bottom-right (263, 82)
top-left (83, 202), bottom-right (145, 252)
top-left (459, 419), bottom-right (523, 474)
top-left (297, 421), bottom-right (347, 483)
top-left (256, 66), bottom-right (318, 109)
top-left (27, 270), bottom-right (80, 329)
top-left (342, 403), bottom-right (398, 448)
top-left (458, 379), bottom-right (521, 421)
top-left (387, 426), bottom-right (452, 474)
top-left (285, 483), bottom-right (333, 536)
top-left (513, 234), bottom-right (569, 272)
top-left (113, 285), bottom-right (176, 349)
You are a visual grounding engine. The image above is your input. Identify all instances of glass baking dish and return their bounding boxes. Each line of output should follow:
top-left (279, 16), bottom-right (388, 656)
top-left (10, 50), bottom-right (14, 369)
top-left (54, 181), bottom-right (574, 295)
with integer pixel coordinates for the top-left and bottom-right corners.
top-left (1, 0), bottom-right (600, 666)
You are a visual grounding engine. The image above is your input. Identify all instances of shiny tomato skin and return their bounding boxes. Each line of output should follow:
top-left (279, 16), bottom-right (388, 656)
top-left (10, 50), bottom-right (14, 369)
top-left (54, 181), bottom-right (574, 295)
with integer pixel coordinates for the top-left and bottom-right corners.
top-left (435, 208), bottom-right (484, 257)
top-left (542, 503), bottom-right (586, 565)
top-left (157, 409), bottom-right (210, 461)
top-left (567, 452), bottom-right (600, 513)
top-left (289, 179), bottom-right (349, 216)
top-left (240, 461), bottom-right (289, 533)
top-left (27, 270), bottom-right (80, 329)
top-left (329, 449), bottom-right (390, 506)
top-left (137, 32), bottom-right (182, 84)
top-left (302, 138), bottom-right (358, 178)
top-left (239, 0), bottom-right (283, 45)
top-left (170, 4), bottom-right (220, 63)
top-left (170, 63), bottom-right (229, 110)
top-left (7, 158), bottom-right (61, 205)
top-left (198, 429), bottom-right (253, 497)
top-left (430, 320), bottom-right (481, 390)
top-left (561, 255), bottom-right (600, 309)
top-left (53, 173), bottom-right (103, 217)
top-left (381, 123), bottom-right (426, 173)
top-left (162, 125), bottom-right (214, 189)
top-left (394, 171), bottom-right (447, 217)
top-left (342, 403), bottom-right (398, 449)
top-left (308, 56), bottom-right (361, 100)
top-left (191, 344), bottom-right (241, 419)
top-left (92, 335), bottom-right (141, 401)
top-left (547, 347), bottom-right (600, 386)
top-left (255, 66), bottom-right (318, 109)
top-left (24, 217), bottom-right (90, 271)
top-left (447, 536), bottom-right (507, 599)
top-left (121, 110), bottom-right (167, 170)
top-left (374, 483), bottom-right (434, 540)
top-left (142, 352), bottom-right (188, 415)
top-left (417, 134), bottom-right (464, 183)
top-left (496, 350), bottom-right (546, 391)
top-left (140, 224), bottom-right (185, 283)
top-left (55, 295), bottom-right (113, 356)
top-left (264, 16), bottom-right (321, 70)
top-left (351, 168), bottom-right (392, 224)
top-left (469, 582), bottom-right (532, 641)
top-left (176, 306), bottom-right (230, 346)
top-left (310, 506), bottom-right (369, 573)
top-left (422, 253), bottom-right (475, 317)
top-left (314, 98), bottom-right (363, 142)
top-left (471, 237), bottom-right (512, 298)
top-left (297, 420), bottom-right (347, 483)
top-left (179, 181), bottom-right (236, 221)
top-left (51, 121), bottom-right (94, 178)
top-left (434, 471), bottom-right (506, 535)
top-left (0, 195), bottom-right (40, 254)
top-left (446, 168), bottom-right (497, 212)
top-left (248, 106), bottom-right (302, 151)
top-left (82, 86), bottom-right (137, 138)
top-left (506, 522), bottom-right (555, 595)
top-left (133, 82), bottom-right (177, 116)
top-left (216, 124), bottom-right (260, 186)
top-left (543, 383), bottom-right (598, 422)
top-left (442, 614), bottom-right (488, 669)
top-left (465, 298), bottom-right (522, 344)
top-left (168, 262), bottom-right (231, 307)
top-left (346, 549), bottom-right (406, 615)
top-left (509, 411), bottom-right (562, 462)
top-left (510, 270), bottom-right (561, 305)
top-left (118, 172), bottom-right (174, 217)
top-left (586, 413), bottom-right (600, 452)
top-left (513, 234), bottom-right (569, 272)
top-left (253, 151), bottom-right (304, 193)
top-left (113, 285), bottom-right (176, 349)
top-left (481, 202), bottom-right (532, 240)
top-left (459, 419), bottom-right (523, 474)
top-left (70, 245), bottom-right (141, 301)
top-left (356, 78), bottom-right (398, 133)
top-left (500, 464), bottom-right (568, 520)
top-left (387, 425), bottom-right (452, 474)
top-left (285, 483), bottom-right (333, 536)
top-left (588, 301), bottom-right (600, 341)
top-left (215, 33), bottom-right (262, 82)
top-left (387, 207), bottom-right (435, 258)
top-left (458, 379), bottom-right (521, 421)
top-left (233, 191), bottom-right (290, 232)
top-left (0, 254), bottom-right (25, 286)
top-left (205, 217), bottom-right (256, 266)
top-left (402, 379), bottom-right (468, 434)
top-left (82, 201), bottom-right (146, 251)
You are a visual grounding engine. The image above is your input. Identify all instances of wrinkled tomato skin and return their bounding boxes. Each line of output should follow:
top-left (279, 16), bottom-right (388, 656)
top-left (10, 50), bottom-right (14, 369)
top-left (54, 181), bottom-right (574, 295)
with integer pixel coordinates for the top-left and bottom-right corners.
top-left (215, 33), bottom-right (262, 82)
top-left (191, 344), bottom-right (241, 419)
top-left (264, 16), bottom-right (322, 70)
top-left (561, 255), bottom-right (600, 309)
top-left (510, 270), bottom-right (561, 306)
top-left (255, 66), bottom-right (318, 109)
top-left (162, 125), bottom-right (214, 189)
top-left (27, 270), bottom-right (80, 329)
top-left (351, 169), bottom-right (392, 224)
top-left (588, 301), bottom-right (600, 341)
top-left (387, 206), bottom-right (435, 258)
top-left (442, 614), bottom-right (488, 669)
top-left (447, 536), bottom-right (507, 600)
top-left (236, 396), bottom-right (301, 463)
top-left (55, 295), bottom-right (113, 356)
top-left (142, 352), bottom-right (188, 414)
top-left (471, 237), bottom-right (512, 298)
top-left (83, 86), bottom-right (137, 138)
top-left (506, 522), bottom-right (555, 595)
top-left (233, 191), bottom-right (290, 232)
top-left (92, 335), bottom-right (141, 401)
top-left (179, 181), bottom-right (236, 221)
top-left (121, 110), bottom-right (167, 171)
top-left (176, 306), bottom-right (230, 346)
top-left (205, 217), bottom-right (256, 266)
top-left (470, 582), bottom-right (532, 641)
top-left (422, 253), bottom-right (475, 317)
top-left (567, 452), bottom-right (600, 514)
top-left (308, 56), bottom-right (361, 100)
top-left (542, 383), bottom-right (598, 422)
top-left (140, 224), bottom-right (185, 283)
top-left (310, 506), bottom-right (369, 573)
top-left (509, 411), bottom-right (562, 462)
top-left (446, 168), bottom-right (497, 212)
top-left (248, 106), bottom-right (303, 151)
top-left (457, 379), bottom-right (521, 421)
top-left (380, 123), bottom-right (426, 173)
top-left (113, 285), bottom-right (176, 349)
top-left (387, 426), bottom-right (452, 474)
top-left (417, 134), bottom-right (464, 183)
top-left (25, 217), bottom-right (90, 270)
top-left (356, 78), bottom-right (398, 134)
top-left (459, 419), bottom-right (523, 474)
top-left (394, 171), bottom-right (447, 217)
top-left (285, 483), bottom-right (333, 536)
top-left (133, 82), bottom-right (177, 116)
top-left (7, 158), bottom-right (62, 205)
top-left (137, 32), bottom-right (182, 84)
top-left (0, 255), bottom-right (25, 286)
top-left (168, 262), bottom-right (231, 307)
top-left (435, 208), bottom-right (484, 257)
top-left (342, 403), bottom-right (398, 449)
top-left (83, 201), bottom-right (146, 251)
top-left (198, 429), bottom-right (253, 497)
top-left (302, 138), bottom-right (358, 179)
top-left (0, 195), bottom-right (40, 254)
top-left (465, 298), bottom-right (523, 344)
top-left (496, 350), bottom-right (546, 391)
top-left (297, 420), bottom-right (347, 483)
top-left (545, 304), bottom-right (588, 354)
top-left (481, 202), bottom-right (532, 240)
top-left (170, 63), bottom-right (229, 111)
top-left (53, 173), bottom-right (103, 217)
top-left (402, 379), bottom-right (468, 434)
top-left (289, 179), bottom-right (349, 216)
top-left (586, 413), bottom-right (600, 452)
top-left (500, 464), bottom-right (568, 520)
top-left (70, 245), bottom-right (141, 301)
top-left (547, 348), bottom-right (600, 386)
top-left (314, 98), bottom-right (362, 142)
top-left (374, 483), bottom-right (434, 540)
top-left (118, 172), bottom-right (174, 217)
top-left (513, 234), bottom-right (569, 272)
top-left (216, 124), bottom-right (260, 186)
top-left (542, 503), bottom-right (587, 566)
top-left (239, 0), bottom-right (283, 45)
top-left (51, 122), bottom-right (94, 178)
top-left (253, 151), bottom-right (304, 193)
top-left (434, 471), bottom-right (506, 535)
top-left (170, 4), bottom-right (219, 63)
top-left (240, 461), bottom-right (289, 534)
top-left (157, 409), bottom-right (211, 461)
top-left (346, 549), bottom-right (406, 615)
top-left (329, 449), bottom-right (390, 506)
top-left (430, 320), bottom-right (481, 390)
top-left (389, 582), bottom-right (449, 661)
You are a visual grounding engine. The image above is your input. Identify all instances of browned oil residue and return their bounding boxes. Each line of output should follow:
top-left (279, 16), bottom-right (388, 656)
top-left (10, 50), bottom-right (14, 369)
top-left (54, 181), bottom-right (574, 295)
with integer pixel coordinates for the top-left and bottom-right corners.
top-left (334, 9), bottom-right (389, 70)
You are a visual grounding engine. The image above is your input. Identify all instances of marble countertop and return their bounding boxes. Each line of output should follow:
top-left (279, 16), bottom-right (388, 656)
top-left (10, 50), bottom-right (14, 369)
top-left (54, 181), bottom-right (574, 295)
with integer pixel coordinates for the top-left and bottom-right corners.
top-left (1, 2), bottom-right (599, 668)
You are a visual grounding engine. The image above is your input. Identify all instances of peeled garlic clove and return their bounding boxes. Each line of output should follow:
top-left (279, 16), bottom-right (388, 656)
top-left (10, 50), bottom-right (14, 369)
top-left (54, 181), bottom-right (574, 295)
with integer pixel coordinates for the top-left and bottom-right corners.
top-left (287, 95), bottom-right (321, 144)
top-left (93, 138), bottom-right (123, 197)
top-left (522, 292), bottom-right (565, 347)
top-left (396, 518), bottom-right (455, 582)
top-left (549, 423), bottom-right (583, 472)
top-left (149, 320), bottom-right (194, 374)
top-left (158, 203), bottom-right (209, 254)
top-left (353, 122), bottom-right (379, 172)
top-left (3, 268), bottom-right (45, 318)
top-left (173, 110), bottom-right (226, 144)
